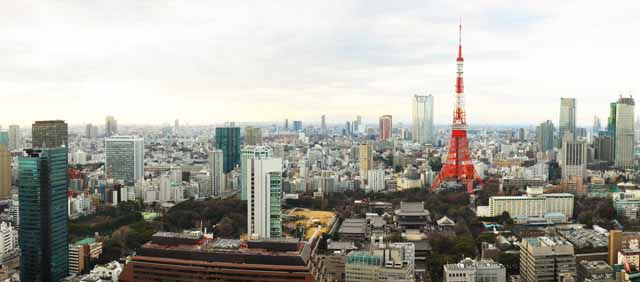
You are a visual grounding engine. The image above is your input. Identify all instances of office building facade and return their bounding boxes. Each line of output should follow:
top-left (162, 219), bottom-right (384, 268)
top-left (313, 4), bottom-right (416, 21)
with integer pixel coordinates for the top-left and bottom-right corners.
top-left (359, 143), bottom-right (372, 179)
top-left (32, 120), bottom-right (68, 148)
top-left (8, 125), bottom-right (20, 151)
top-left (0, 144), bottom-right (10, 199)
top-left (244, 126), bottom-right (263, 146)
top-left (241, 145), bottom-right (272, 201)
top-left (615, 96), bottom-right (635, 169)
top-left (559, 98), bottom-right (576, 142)
top-left (379, 115), bottom-right (392, 141)
top-left (105, 115), bottom-right (118, 137)
top-left (561, 138), bottom-right (587, 179)
top-left (520, 236), bottom-right (576, 282)
top-left (412, 95), bottom-right (434, 144)
top-left (105, 136), bottom-right (144, 185)
top-left (537, 120), bottom-right (555, 152)
top-left (246, 156), bottom-right (282, 239)
top-left (19, 148), bottom-right (68, 282)
top-left (208, 149), bottom-right (225, 197)
top-left (443, 258), bottom-right (506, 282)
top-left (215, 127), bottom-right (241, 173)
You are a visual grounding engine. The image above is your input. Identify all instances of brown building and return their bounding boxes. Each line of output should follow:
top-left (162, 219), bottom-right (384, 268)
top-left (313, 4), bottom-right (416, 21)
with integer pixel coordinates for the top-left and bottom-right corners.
top-left (609, 230), bottom-right (640, 265)
top-left (129, 231), bottom-right (324, 282)
top-left (32, 120), bottom-right (68, 148)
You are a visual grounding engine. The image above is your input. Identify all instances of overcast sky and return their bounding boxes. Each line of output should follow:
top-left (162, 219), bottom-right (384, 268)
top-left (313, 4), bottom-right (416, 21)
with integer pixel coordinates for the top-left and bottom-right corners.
top-left (1, 0), bottom-right (638, 127)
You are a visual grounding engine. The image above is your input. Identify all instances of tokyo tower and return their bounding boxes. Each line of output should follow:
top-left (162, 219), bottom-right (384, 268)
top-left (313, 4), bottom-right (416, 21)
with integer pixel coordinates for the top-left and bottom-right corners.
top-left (431, 21), bottom-right (482, 194)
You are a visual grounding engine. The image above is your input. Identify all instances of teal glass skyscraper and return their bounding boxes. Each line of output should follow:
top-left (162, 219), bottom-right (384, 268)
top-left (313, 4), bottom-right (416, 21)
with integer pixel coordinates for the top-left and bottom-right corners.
top-left (0, 131), bottom-right (8, 146)
top-left (19, 148), bottom-right (68, 282)
top-left (215, 127), bottom-right (240, 173)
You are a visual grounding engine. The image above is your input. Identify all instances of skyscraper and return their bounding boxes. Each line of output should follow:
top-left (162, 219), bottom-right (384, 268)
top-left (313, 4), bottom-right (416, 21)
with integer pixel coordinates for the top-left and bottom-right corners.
top-left (284, 119), bottom-right (289, 131)
top-left (208, 149), bottom-right (225, 197)
top-left (241, 146), bottom-right (273, 201)
top-left (0, 143), bottom-right (10, 199)
top-left (292, 120), bottom-right (303, 132)
top-left (244, 126), bottom-right (263, 146)
top-left (246, 156), bottom-right (282, 239)
top-left (0, 131), bottom-right (7, 147)
top-left (19, 148), bottom-right (68, 282)
top-left (215, 127), bottom-right (241, 173)
top-left (615, 96), bottom-right (635, 169)
top-left (559, 98), bottom-right (576, 142)
top-left (536, 120), bottom-right (555, 152)
top-left (174, 119), bottom-right (180, 135)
top-left (104, 136), bottom-right (144, 184)
top-left (412, 95), bottom-right (434, 144)
top-left (8, 125), bottom-right (20, 151)
top-left (85, 123), bottom-right (97, 139)
top-left (321, 115), bottom-right (326, 134)
top-left (359, 143), bottom-right (372, 179)
top-left (378, 115), bottom-right (392, 141)
top-left (561, 136), bottom-right (587, 179)
top-left (32, 120), bottom-right (68, 148)
top-left (105, 116), bottom-right (118, 137)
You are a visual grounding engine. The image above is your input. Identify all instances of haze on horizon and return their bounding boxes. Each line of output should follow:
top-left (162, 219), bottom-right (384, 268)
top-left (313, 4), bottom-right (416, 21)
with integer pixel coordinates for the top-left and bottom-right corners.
top-left (1, 1), bottom-right (639, 127)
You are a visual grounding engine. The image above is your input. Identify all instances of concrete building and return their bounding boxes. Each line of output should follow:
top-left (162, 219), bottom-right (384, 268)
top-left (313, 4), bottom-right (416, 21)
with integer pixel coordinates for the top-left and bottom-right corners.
top-left (559, 98), bottom-right (576, 142)
top-left (488, 187), bottom-right (574, 222)
top-left (0, 222), bottom-right (17, 263)
top-left (246, 156), bottom-right (282, 239)
top-left (359, 143), bottom-right (372, 180)
top-left (378, 115), bottom-right (392, 141)
top-left (208, 149), bottom-right (225, 197)
top-left (576, 260), bottom-right (614, 282)
top-left (520, 236), bottom-right (576, 282)
top-left (560, 137), bottom-right (587, 179)
top-left (412, 94), bottom-right (434, 144)
top-left (105, 136), bottom-right (144, 185)
top-left (345, 244), bottom-right (414, 282)
top-left (69, 238), bottom-right (103, 275)
top-left (615, 96), bottom-right (635, 169)
top-left (608, 230), bottom-right (640, 265)
top-left (443, 258), bottom-right (506, 282)
top-left (241, 145), bottom-right (273, 201)
top-left (367, 169), bottom-right (385, 193)
top-left (594, 135), bottom-right (614, 163)
top-left (129, 231), bottom-right (323, 282)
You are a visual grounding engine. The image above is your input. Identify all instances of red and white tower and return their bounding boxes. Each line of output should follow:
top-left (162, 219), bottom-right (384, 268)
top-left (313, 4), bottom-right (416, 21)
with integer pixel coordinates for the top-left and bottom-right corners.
top-left (431, 21), bottom-right (482, 194)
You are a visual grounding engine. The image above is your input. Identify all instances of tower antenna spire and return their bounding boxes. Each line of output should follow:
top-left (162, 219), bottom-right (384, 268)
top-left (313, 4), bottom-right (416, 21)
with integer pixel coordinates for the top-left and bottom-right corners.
top-left (459, 17), bottom-right (462, 46)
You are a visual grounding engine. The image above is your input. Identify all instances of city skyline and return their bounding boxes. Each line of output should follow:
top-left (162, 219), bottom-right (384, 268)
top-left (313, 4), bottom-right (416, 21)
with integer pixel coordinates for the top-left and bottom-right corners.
top-left (1, 1), bottom-right (639, 126)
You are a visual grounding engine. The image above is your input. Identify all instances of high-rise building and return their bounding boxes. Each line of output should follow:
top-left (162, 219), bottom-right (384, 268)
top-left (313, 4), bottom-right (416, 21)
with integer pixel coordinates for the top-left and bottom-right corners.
top-left (241, 146), bottom-right (272, 201)
top-left (520, 236), bottom-right (576, 282)
top-left (246, 156), bottom-right (282, 239)
top-left (85, 123), bottom-right (98, 139)
top-left (379, 115), bottom-right (392, 141)
top-left (215, 127), bottom-right (241, 173)
top-left (19, 148), bottom-right (68, 282)
top-left (559, 98), bottom-right (577, 142)
top-left (105, 136), bottom-right (144, 184)
top-left (244, 126), bottom-right (263, 146)
top-left (208, 149), bottom-right (224, 197)
top-left (0, 143), bottom-right (10, 199)
top-left (284, 119), bottom-right (289, 131)
top-left (8, 125), bottom-right (21, 151)
top-left (359, 143), bottom-right (372, 179)
top-left (32, 120), bottom-right (68, 148)
top-left (615, 96), bottom-right (635, 169)
top-left (594, 135), bottom-right (614, 163)
top-left (412, 95), bottom-right (434, 144)
top-left (367, 169), bottom-right (385, 193)
top-left (560, 136), bottom-right (587, 179)
top-left (292, 120), bottom-right (303, 132)
top-left (593, 116), bottom-right (602, 137)
top-left (0, 131), bottom-right (8, 147)
top-left (174, 119), bottom-right (180, 135)
top-left (105, 116), bottom-right (118, 137)
top-left (536, 120), bottom-right (555, 152)
top-left (443, 258), bottom-right (506, 282)
top-left (321, 115), bottom-right (326, 134)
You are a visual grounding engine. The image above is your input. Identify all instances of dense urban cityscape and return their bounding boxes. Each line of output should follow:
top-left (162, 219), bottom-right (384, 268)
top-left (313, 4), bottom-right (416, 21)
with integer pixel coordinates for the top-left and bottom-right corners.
top-left (3, 2), bottom-right (640, 282)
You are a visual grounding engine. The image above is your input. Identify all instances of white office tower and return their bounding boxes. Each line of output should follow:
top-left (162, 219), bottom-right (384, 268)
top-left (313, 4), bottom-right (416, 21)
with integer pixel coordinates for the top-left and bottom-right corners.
top-left (443, 258), bottom-right (506, 282)
top-left (560, 135), bottom-right (587, 179)
top-left (0, 222), bottom-right (17, 262)
top-left (105, 136), bottom-right (144, 184)
top-left (246, 157), bottom-right (282, 239)
top-left (72, 150), bottom-right (88, 165)
top-left (615, 96), bottom-right (635, 169)
top-left (8, 125), bottom-right (20, 151)
top-left (208, 149), bottom-right (225, 197)
top-left (559, 98), bottom-right (576, 142)
top-left (367, 169), bottom-right (385, 193)
top-left (412, 94), bottom-right (435, 144)
top-left (241, 145), bottom-right (272, 201)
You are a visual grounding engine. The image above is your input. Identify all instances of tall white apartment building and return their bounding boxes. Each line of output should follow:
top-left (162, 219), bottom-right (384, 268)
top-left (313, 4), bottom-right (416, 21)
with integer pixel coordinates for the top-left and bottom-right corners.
top-left (246, 157), bottom-right (282, 239)
top-left (208, 149), bottom-right (225, 197)
top-left (367, 169), bottom-right (385, 193)
top-left (615, 96), bottom-right (635, 169)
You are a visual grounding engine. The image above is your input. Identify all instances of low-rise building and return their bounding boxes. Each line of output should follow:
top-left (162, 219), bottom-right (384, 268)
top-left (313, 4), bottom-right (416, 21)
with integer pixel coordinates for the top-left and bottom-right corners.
top-left (576, 260), bottom-right (614, 282)
top-left (443, 258), bottom-right (506, 282)
top-left (488, 187), bottom-right (574, 222)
